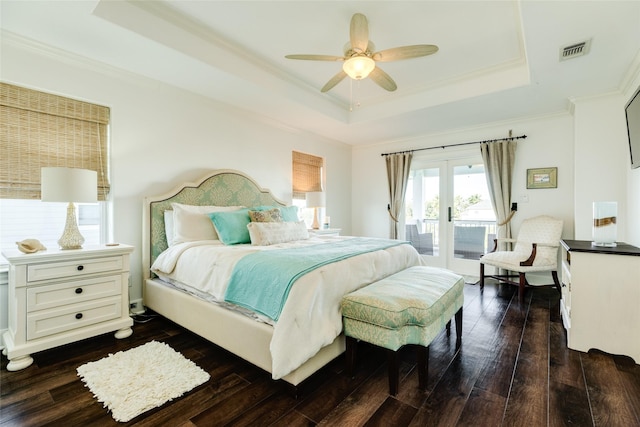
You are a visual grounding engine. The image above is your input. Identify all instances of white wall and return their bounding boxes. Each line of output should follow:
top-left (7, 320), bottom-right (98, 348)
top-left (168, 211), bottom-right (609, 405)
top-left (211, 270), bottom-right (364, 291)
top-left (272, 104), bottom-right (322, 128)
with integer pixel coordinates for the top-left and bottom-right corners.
top-left (352, 113), bottom-right (576, 241)
top-left (573, 93), bottom-right (630, 241)
top-left (1, 40), bottom-right (352, 305)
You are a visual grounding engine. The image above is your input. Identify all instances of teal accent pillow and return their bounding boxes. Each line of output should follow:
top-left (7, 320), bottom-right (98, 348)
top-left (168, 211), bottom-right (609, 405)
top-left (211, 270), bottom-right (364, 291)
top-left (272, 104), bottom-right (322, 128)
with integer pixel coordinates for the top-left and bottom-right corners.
top-left (279, 205), bottom-right (299, 222)
top-left (208, 208), bottom-right (251, 245)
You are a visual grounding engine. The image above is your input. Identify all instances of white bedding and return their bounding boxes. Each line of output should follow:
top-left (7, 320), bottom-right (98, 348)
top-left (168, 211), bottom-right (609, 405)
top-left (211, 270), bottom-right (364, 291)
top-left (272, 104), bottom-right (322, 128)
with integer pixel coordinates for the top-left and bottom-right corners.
top-left (151, 236), bottom-right (424, 379)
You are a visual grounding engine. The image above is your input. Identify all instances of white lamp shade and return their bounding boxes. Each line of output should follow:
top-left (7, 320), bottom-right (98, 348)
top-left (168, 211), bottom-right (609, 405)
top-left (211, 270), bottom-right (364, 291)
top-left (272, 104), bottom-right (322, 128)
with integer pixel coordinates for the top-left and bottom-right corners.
top-left (41, 167), bottom-right (97, 203)
top-left (306, 191), bottom-right (326, 208)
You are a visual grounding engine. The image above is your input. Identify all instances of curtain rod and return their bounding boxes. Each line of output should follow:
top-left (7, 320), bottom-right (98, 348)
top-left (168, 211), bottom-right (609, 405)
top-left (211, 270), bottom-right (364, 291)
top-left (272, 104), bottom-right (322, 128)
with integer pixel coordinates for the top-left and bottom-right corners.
top-left (380, 134), bottom-right (527, 157)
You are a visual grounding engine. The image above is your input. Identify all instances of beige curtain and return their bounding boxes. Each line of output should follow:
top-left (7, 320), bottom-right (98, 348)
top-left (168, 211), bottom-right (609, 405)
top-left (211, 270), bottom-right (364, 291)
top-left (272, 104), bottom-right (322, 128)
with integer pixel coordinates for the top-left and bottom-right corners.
top-left (480, 140), bottom-right (517, 247)
top-left (385, 153), bottom-right (413, 239)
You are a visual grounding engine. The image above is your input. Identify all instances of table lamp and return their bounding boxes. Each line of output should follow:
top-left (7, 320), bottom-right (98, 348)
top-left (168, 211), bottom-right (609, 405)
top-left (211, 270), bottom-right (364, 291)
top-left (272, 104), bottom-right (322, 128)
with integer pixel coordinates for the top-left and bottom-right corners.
top-left (306, 191), bottom-right (325, 230)
top-left (41, 167), bottom-right (97, 250)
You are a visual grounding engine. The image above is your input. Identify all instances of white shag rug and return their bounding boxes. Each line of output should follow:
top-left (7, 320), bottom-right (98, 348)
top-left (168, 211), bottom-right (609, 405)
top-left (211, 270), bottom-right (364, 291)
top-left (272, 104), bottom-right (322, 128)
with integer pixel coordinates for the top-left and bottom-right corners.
top-left (77, 341), bottom-right (210, 422)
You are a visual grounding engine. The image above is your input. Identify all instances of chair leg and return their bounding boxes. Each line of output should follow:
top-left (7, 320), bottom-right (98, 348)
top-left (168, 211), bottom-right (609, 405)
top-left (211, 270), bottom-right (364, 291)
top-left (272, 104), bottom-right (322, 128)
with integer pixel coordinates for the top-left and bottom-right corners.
top-left (387, 349), bottom-right (399, 396)
top-left (345, 336), bottom-right (357, 378)
top-left (455, 307), bottom-right (463, 349)
top-left (552, 270), bottom-right (561, 294)
top-left (479, 263), bottom-right (485, 290)
top-left (417, 345), bottom-right (429, 390)
top-left (519, 272), bottom-right (526, 304)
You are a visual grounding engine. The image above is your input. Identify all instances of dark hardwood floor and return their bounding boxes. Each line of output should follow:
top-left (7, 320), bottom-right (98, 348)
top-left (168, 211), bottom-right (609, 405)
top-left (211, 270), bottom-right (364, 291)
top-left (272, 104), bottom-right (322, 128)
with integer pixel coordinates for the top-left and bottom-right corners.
top-left (2, 280), bottom-right (639, 426)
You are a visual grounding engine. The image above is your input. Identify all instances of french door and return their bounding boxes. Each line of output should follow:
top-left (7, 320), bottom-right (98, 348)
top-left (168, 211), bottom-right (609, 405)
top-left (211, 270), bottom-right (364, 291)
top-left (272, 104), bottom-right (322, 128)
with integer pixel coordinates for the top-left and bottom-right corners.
top-left (405, 153), bottom-right (496, 276)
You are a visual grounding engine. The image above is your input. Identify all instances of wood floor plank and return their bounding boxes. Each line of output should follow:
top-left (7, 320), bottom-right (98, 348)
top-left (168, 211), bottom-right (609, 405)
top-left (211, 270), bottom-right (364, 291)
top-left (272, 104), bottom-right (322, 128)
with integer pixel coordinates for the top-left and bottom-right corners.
top-left (502, 297), bottom-right (549, 426)
top-left (455, 388), bottom-right (506, 427)
top-left (548, 313), bottom-right (593, 426)
top-left (316, 364), bottom-right (389, 426)
top-left (363, 396), bottom-right (417, 427)
top-left (613, 355), bottom-right (640, 424)
top-left (582, 351), bottom-right (639, 426)
top-left (189, 376), bottom-right (277, 426)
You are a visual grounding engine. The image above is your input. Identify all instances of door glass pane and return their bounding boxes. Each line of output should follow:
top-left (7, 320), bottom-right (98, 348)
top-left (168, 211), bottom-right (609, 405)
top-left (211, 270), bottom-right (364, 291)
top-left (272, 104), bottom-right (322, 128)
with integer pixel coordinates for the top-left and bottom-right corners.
top-left (405, 168), bottom-right (439, 256)
top-left (452, 164), bottom-right (496, 260)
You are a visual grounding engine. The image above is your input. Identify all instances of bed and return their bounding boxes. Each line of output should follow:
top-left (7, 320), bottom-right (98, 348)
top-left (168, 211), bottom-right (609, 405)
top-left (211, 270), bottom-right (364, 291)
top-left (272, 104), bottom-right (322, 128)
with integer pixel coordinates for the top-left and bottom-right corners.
top-left (142, 169), bottom-right (424, 387)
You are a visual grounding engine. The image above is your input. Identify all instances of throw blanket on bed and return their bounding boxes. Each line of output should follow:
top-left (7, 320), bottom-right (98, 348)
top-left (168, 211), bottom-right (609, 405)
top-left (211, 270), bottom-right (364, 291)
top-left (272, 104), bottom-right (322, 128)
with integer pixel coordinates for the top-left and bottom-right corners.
top-left (224, 238), bottom-right (408, 321)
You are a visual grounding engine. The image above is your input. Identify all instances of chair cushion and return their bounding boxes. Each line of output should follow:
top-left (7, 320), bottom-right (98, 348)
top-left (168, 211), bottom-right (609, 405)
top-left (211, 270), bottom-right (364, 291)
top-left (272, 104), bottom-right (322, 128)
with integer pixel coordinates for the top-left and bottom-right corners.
top-left (480, 215), bottom-right (562, 272)
top-left (341, 266), bottom-right (464, 330)
top-left (480, 249), bottom-right (557, 272)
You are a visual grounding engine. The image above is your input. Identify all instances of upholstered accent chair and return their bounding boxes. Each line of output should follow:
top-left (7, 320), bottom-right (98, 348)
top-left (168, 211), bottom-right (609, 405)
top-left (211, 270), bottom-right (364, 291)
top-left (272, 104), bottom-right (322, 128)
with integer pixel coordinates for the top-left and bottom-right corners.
top-left (480, 215), bottom-right (563, 304)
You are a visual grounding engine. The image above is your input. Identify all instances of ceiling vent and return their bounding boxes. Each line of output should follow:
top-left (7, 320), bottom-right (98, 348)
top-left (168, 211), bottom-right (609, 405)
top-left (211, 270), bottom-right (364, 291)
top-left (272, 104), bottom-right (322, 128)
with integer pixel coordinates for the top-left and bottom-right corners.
top-left (560, 39), bottom-right (591, 61)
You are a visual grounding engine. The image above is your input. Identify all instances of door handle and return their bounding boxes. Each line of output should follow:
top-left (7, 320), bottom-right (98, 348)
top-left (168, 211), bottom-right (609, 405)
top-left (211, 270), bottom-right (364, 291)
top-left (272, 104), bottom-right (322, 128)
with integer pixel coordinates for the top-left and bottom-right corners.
top-left (448, 207), bottom-right (452, 222)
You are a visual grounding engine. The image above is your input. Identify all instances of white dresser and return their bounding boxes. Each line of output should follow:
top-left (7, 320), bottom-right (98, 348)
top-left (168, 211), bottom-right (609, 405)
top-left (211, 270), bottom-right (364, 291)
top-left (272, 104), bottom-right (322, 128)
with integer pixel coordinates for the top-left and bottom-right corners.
top-left (2, 244), bottom-right (134, 371)
top-left (560, 240), bottom-right (640, 364)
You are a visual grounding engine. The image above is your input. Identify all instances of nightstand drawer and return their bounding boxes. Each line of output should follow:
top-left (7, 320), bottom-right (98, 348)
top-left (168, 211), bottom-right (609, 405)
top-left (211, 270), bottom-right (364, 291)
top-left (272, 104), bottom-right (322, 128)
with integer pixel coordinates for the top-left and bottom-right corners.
top-left (27, 275), bottom-right (123, 313)
top-left (27, 296), bottom-right (122, 340)
top-left (27, 255), bottom-right (124, 283)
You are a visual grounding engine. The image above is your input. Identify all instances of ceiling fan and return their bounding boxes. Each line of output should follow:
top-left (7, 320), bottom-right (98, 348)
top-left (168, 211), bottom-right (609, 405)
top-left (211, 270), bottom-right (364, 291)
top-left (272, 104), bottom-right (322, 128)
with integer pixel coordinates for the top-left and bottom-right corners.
top-left (285, 13), bottom-right (438, 93)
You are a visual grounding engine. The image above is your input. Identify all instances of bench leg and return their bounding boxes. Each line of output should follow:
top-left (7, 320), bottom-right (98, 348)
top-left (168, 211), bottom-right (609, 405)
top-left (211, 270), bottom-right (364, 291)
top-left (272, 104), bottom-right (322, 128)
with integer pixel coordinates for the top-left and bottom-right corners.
top-left (417, 345), bottom-right (429, 390)
top-left (345, 336), bottom-right (357, 378)
top-left (387, 349), bottom-right (399, 396)
top-left (455, 307), bottom-right (463, 349)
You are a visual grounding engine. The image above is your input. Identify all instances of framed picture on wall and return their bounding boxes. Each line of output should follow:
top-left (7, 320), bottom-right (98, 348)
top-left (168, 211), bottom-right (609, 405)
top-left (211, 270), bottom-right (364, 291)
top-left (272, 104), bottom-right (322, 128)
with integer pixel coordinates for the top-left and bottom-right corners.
top-left (527, 167), bottom-right (557, 189)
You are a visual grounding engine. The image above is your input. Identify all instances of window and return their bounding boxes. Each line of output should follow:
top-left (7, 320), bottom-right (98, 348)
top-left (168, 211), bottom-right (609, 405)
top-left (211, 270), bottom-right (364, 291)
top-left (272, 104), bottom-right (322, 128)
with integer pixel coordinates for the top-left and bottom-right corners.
top-left (0, 83), bottom-right (110, 259)
top-left (292, 151), bottom-right (324, 226)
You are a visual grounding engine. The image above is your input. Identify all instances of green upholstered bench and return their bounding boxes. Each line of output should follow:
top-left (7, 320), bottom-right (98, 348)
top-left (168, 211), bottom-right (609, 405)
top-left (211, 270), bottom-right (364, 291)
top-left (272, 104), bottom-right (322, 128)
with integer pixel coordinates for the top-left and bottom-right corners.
top-left (340, 266), bottom-right (464, 395)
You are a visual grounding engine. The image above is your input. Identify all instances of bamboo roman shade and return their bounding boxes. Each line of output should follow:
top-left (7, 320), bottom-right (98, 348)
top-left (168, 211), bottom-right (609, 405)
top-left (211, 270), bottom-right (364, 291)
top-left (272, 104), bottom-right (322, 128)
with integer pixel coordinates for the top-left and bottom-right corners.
top-left (0, 82), bottom-right (110, 200)
top-left (292, 151), bottom-right (324, 199)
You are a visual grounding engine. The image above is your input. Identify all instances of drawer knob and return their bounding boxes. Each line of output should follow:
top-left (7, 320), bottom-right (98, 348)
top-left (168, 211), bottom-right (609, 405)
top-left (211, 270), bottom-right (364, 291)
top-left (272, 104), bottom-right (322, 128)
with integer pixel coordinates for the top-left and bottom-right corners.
top-left (75, 313), bottom-right (83, 320)
top-left (75, 288), bottom-right (83, 294)
top-left (77, 265), bottom-right (84, 271)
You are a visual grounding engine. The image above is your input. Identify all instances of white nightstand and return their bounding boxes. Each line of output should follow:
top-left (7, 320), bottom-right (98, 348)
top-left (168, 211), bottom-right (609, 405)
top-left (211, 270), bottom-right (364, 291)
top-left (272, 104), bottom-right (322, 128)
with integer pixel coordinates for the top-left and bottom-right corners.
top-left (2, 244), bottom-right (134, 371)
top-left (309, 228), bottom-right (341, 237)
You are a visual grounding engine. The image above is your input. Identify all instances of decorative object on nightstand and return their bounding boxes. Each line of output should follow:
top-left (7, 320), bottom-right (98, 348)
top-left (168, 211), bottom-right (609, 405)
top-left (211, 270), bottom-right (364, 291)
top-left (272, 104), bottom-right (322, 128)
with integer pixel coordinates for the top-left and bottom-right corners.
top-left (41, 167), bottom-right (97, 250)
top-left (592, 201), bottom-right (617, 247)
top-left (306, 191), bottom-right (325, 230)
top-left (15, 238), bottom-right (46, 254)
top-left (1, 244), bottom-right (135, 371)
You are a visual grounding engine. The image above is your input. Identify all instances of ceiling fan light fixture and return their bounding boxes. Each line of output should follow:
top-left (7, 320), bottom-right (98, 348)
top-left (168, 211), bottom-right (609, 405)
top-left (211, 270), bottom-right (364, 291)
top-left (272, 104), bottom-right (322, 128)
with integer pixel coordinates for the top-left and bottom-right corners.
top-left (342, 56), bottom-right (375, 80)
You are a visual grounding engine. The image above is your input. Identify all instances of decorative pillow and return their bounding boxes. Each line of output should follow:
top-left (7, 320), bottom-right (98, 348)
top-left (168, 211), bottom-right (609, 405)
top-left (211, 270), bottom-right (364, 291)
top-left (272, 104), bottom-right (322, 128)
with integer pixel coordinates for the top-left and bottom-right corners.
top-left (252, 205), bottom-right (299, 222)
top-left (279, 205), bottom-right (299, 222)
top-left (208, 208), bottom-right (252, 245)
top-left (249, 208), bottom-right (283, 223)
top-left (171, 203), bottom-right (244, 245)
top-left (247, 221), bottom-right (309, 246)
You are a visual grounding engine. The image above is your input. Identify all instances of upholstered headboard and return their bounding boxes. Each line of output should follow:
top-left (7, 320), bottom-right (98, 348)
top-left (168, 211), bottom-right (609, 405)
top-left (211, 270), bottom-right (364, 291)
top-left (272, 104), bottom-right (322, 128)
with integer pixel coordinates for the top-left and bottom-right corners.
top-left (142, 169), bottom-right (287, 279)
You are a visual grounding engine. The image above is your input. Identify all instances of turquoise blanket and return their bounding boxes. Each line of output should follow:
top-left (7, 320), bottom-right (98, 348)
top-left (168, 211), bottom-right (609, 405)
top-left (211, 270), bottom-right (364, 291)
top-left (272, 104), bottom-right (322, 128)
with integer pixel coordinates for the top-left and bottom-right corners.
top-left (224, 238), bottom-right (408, 321)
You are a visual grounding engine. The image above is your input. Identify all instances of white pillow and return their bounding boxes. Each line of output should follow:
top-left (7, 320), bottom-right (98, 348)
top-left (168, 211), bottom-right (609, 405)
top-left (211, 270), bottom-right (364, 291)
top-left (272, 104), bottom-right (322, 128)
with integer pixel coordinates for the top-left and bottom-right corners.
top-left (171, 203), bottom-right (244, 245)
top-left (164, 210), bottom-right (174, 246)
top-left (247, 221), bottom-right (309, 246)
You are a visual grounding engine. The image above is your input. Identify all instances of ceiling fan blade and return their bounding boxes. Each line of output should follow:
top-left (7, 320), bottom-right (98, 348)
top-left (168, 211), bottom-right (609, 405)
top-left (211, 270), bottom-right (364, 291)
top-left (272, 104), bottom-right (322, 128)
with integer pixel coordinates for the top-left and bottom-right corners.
top-left (350, 13), bottom-right (369, 53)
top-left (321, 70), bottom-right (347, 92)
top-left (369, 67), bottom-right (397, 91)
top-left (372, 44), bottom-right (439, 62)
top-left (285, 54), bottom-right (345, 61)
